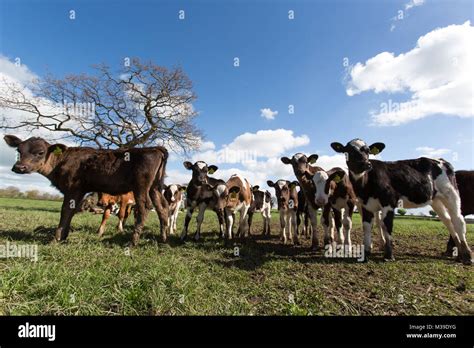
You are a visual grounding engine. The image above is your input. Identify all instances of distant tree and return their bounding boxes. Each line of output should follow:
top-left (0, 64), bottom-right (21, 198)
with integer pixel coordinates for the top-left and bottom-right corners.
top-left (429, 210), bottom-right (437, 218)
top-left (0, 186), bottom-right (21, 198)
top-left (25, 190), bottom-right (40, 200)
top-left (397, 208), bottom-right (407, 216)
top-left (0, 58), bottom-right (201, 152)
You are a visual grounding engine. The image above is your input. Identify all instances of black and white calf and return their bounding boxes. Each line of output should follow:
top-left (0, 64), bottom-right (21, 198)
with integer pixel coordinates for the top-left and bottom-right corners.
top-left (180, 161), bottom-right (227, 241)
top-left (163, 184), bottom-right (186, 235)
top-left (312, 167), bottom-right (356, 249)
top-left (331, 138), bottom-right (472, 264)
top-left (248, 186), bottom-right (272, 236)
top-left (267, 180), bottom-right (299, 244)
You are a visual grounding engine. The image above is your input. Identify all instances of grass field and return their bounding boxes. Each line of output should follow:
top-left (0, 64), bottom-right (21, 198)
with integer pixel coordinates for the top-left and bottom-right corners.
top-left (0, 197), bottom-right (472, 315)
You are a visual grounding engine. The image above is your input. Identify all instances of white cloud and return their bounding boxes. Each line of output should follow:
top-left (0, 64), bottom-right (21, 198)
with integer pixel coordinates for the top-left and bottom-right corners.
top-left (405, 0), bottom-right (425, 10)
top-left (166, 128), bottom-right (346, 191)
top-left (191, 129), bottom-right (310, 164)
top-left (0, 55), bottom-right (38, 85)
top-left (165, 169), bottom-right (191, 186)
top-left (313, 154), bottom-right (347, 172)
top-left (260, 108), bottom-right (278, 120)
top-left (416, 146), bottom-right (451, 158)
top-left (198, 140), bottom-right (215, 151)
top-left (346, 21), bottom-right (474, 126)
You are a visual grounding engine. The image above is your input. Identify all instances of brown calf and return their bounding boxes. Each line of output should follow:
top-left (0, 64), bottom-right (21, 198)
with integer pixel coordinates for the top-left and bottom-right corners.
top-left (267, 180), bottom-right (299, 244)
top-left (224, 174), bottom-right (253, 239)
top-left (96, 192), bottom-right (135, 237)
top-left (4, 135), bottom-right (169, 245)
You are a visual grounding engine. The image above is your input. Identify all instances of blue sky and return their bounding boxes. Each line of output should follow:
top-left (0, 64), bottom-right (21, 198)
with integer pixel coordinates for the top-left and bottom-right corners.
top-left (0, 0), bottom-right (473, 196)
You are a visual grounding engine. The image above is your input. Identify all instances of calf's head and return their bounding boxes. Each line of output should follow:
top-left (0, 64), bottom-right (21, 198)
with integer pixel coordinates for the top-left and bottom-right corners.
top-left (211, 182), bottom-right (231, 211)
top-left (312, 169), bottom-right (346, 206)
top-left (251, 185), bottom-right (272, 210)
top-left (4, 135), bottom-right (67, 174)
top-left (164, 184), bottom-right (186, 203)
top-left (97, 193), bottom-right (116, 207)
top-left (281, 153), bottom-right (319, 177)
top-left (267, 180), bottom-right (298, 209)
top-left (183, 161), bottom-right (218, 186)
top-left (331, 139), bottom-right (385, 175)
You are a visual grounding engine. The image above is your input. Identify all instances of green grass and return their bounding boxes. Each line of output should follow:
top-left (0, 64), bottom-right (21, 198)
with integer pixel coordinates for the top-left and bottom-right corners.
top-left (0, 197), bottom-right (472, 315)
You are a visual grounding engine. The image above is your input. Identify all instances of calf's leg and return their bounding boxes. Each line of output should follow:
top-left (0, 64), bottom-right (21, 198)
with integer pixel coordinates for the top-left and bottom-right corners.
top-left (181, 205), bottom-right (195, 241)
top-left (380, 208), bottom-right (395, 261)
top-left (97, 206), bottom-right (112, 237)
top-left (308, 206), bottom-right (319, 250)
top-left (361, 207), bottom-right (374, 257)
top-left (131, 191), bottom-right (149, 246)
top-left (55, 193), bottom-right (84, 242)
top-left (150, 188), bottom-right (169, 242)
top-left (194, 202), bottom-right (207, 241)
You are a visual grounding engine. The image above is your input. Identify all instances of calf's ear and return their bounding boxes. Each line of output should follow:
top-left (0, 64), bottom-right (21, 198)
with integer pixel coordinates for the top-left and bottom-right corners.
top-left (4, 135), bottom-right (23, 148)
top-left (330, 142), bottom-right (345, 153)
top-left (289, 181), bottom-right (299, 189)
top-left (229, 186), bottom-right (240, 194)
top-left (328, 170), bottom-right (346, 184)
top-left (369, 142), bottom-right (385, 155)
top-left (208, 165), bottom-right (218, 174)
top-left (266, 180), bottom-right (275, 187)
top-left (183, 161), bottom-right (193, 170)
top-left (281, 157), bottom-right (291, 164)
top-left (308, 154), bottom-right (319, 164)
top-left (179, 185), bottom-right (187, 191)
top-left (252, 185), bottom-right (260, 192)
top-left (48, 143), bottom-right (68, 156)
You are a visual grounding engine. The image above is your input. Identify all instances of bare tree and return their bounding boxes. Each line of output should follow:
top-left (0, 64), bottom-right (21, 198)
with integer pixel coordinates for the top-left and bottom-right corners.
top-left (0, 58), bottom-right (201, 151)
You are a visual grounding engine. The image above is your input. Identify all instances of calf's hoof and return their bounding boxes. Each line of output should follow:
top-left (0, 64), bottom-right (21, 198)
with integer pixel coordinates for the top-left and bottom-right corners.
top-left (459, 251), bottom-right (473, 265)
top-left (131, 235), bottom-right (140, 246)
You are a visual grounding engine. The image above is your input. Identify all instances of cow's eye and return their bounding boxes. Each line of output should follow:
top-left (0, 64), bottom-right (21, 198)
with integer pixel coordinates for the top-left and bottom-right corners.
top-left (37, 151), bottom-right (45, 156)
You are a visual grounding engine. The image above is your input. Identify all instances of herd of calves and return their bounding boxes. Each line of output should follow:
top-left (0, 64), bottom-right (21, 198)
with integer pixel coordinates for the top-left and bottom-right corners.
top-left (4, 135), bottom-right (474, 265)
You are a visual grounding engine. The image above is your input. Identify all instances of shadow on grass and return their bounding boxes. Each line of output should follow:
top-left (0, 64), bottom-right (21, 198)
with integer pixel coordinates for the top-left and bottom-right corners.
top-left (1, 221), bottom-right (459, 268)
top-left (0, 205), bottom-right (60, 213)
top-left (0, 225), bottom-right (56, 244)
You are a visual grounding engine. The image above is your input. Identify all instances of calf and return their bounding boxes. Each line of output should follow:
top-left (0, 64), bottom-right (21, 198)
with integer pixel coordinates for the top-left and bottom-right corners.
top-left (96, 192), bottom-right (135, 237)
top-left (331, 138), bottom-right (472, 264)
top-left (247, 186), bottom-right (272, 236)
top-left (445, 170), bottom-right (474, 255)
top-left (224, 174), bottom-right (253, 239)
top-left (281, 153), bottom-right (324, 249)
top-left (267, 180), bottom-right (299, 244)
top-left (296, 190), bottom-right (311, 238)
top-left (312, 167), bottom-right (356, 249)
top-left (4, 135), bottom-right (169, 245)
top-left (180, 161), bottom-right (227, 241)
top-left (163, 184), bottom-right (186, 235)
